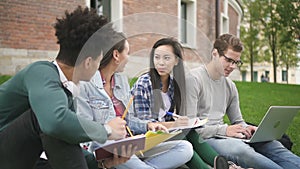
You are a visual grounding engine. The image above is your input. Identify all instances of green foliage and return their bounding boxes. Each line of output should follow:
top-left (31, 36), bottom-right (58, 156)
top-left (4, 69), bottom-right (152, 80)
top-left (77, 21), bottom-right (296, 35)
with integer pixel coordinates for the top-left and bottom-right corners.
top-left (241, 0), bottom-right (299, 83)
top-left (0, 75), bottom-right (11, 85)
top-left (234, 81), bottom-right (300, 155)
top-left (241, 0), bottom-right (264, 59)
top-left (129, 77), bottom-right (138, 88)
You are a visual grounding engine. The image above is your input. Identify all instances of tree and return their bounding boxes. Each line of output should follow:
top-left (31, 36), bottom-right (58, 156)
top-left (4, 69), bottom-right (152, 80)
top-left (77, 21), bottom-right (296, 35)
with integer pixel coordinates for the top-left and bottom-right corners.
top-left (279, 44), bottom-right (298, 84)
top-left (256, 0), bottom-right (299, 83)
top-left (240, 0), bottom-right (269, 82)
top-left (276, 0), bottom-right (300, 84)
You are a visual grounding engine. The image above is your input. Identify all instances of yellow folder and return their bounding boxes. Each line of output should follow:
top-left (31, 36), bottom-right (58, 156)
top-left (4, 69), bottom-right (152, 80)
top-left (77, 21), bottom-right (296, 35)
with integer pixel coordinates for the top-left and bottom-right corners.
top-left (138, 130), bottom-right (182, 154)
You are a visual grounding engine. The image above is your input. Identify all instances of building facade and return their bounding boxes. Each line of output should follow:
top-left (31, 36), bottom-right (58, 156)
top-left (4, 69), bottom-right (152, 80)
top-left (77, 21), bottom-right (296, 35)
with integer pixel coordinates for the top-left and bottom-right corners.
top-left (0, 0), bottom-right (243, 79)
top-left (240, 61), bottom-right (300, 84)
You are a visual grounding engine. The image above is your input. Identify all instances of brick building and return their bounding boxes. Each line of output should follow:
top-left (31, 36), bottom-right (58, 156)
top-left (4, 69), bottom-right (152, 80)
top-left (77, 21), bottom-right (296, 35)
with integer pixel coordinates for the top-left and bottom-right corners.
top-left (0, 0), bottom-right (243, 78)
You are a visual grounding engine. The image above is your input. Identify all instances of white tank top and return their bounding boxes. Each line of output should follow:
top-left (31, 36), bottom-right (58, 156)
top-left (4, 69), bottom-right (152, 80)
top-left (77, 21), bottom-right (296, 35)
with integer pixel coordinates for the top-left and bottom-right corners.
top-left (158, 91), bottom-right (171, 122)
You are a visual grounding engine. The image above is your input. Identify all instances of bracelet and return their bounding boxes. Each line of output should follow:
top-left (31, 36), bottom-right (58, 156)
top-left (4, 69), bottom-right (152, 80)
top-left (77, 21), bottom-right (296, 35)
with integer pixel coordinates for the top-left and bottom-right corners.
top-left (99, 160), bottom-right (108, 169)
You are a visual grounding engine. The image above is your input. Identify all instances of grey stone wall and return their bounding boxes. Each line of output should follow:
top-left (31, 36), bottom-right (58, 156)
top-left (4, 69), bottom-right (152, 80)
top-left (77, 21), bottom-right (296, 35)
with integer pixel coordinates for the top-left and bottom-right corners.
top-left (0, 48), bottom-right (57, 75)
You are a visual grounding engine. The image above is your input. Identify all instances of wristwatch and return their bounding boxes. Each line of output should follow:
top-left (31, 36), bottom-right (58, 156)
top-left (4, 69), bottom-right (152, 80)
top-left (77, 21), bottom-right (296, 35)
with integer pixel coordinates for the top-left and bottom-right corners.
top-left (103, 124), bottom-right (112, 137)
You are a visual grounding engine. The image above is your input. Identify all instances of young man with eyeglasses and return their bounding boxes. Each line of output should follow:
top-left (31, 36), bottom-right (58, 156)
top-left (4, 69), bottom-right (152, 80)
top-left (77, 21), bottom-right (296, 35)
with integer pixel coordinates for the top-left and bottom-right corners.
top-left (185, 33), bottom-right (300, 169)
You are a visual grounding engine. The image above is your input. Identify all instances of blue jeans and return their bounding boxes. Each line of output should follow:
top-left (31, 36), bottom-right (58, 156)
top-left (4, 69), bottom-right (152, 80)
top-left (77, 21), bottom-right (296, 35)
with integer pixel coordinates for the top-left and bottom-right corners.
top-left (206, 138), bottom-right (300, 169)
top-left (115, 140), bottom-right (193, 169)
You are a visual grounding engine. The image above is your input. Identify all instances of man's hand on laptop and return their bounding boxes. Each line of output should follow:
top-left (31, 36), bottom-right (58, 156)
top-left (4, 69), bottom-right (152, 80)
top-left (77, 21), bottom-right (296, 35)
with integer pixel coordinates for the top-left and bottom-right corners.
top-left (245, 125), bottom-right (257, 138)
top-left (226, 124), bottom-right (251, 139)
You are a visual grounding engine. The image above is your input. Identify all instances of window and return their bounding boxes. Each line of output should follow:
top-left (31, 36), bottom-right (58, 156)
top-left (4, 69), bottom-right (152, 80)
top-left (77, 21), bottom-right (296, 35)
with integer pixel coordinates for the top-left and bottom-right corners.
top-left (221, 15), bottom-right (229, 34)
top-left (282, 70), bottom-right (287, 82)
top-left (88, 0), bottom-right (123, 31)
top-left (253, 71), bottom-right (258, 82)
top-left (90, 0), bottom-right (111, 20)
top-left (241, 71), bottom-right (247, 81)
top-left (181, 2), bottom-right (187, 43)
top-left (221, 0), bottom-right (229, 34)
top-left (265, 71), bottom-right (270, 77)
top-left (179, 0), bottom-right (196, 47)
top-left (265, 70), bottom-right (270, 82)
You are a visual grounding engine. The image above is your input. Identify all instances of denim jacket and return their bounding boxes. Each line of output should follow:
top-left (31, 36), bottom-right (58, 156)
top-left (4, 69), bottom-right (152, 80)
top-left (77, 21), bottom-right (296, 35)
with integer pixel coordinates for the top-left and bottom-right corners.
top-left (77, 71), bottom-right (149, 137)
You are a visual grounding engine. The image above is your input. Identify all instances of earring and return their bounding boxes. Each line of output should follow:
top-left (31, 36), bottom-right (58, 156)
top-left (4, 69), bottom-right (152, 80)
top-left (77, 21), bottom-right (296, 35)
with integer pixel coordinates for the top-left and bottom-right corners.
top-left (115, 60), bottom-right (120, 65)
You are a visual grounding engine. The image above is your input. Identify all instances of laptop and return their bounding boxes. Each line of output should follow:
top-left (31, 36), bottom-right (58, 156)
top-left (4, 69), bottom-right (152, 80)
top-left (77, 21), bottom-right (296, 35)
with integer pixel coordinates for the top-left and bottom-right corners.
top-left (215, 106), bottom-right (300, 143)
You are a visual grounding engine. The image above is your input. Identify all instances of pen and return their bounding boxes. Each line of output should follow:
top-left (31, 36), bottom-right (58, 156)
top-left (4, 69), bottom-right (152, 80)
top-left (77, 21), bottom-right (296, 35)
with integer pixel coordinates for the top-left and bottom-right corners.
top-left (122, 96), bottom-right (134, 120)
top-left (166, 112), bottom-right (181, 118)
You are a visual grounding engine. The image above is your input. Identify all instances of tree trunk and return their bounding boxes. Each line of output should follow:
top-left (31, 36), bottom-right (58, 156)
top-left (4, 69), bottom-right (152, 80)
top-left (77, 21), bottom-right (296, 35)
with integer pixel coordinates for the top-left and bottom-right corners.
top-left (272, 52), bottom-right (277, 83)
top-left (271, 33), bottom-right (277, 83)
top-left (250, 42), bottom-right (254, 82)
top-left (286, 63), bottom-right (289, 84)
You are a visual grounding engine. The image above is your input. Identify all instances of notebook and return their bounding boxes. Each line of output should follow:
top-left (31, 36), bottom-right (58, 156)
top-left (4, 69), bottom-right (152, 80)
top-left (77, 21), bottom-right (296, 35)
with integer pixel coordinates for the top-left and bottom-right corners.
top-left (139, 130), bottom-right (182, 154)
top-left (94, 135), bottom-right (146, 160)
top-left (168, 118), bottom-right (208, 132)
top-left (215, 106), bottom-right (300, 143)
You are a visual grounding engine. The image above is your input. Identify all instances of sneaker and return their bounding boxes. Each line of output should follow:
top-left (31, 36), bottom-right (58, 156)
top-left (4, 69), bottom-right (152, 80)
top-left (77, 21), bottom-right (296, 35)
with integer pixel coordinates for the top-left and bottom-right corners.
top-left (228, 161), bottom-right (242, 169)
top-left (228, 161), bottom-right (253, 169)
top-left (214, 155), bottom-right (229, 169)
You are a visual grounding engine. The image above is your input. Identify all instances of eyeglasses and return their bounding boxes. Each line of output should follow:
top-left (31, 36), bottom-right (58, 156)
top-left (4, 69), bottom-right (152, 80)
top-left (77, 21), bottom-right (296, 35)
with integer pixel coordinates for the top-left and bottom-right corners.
top-left (222, 55), bottom-right (243, 67)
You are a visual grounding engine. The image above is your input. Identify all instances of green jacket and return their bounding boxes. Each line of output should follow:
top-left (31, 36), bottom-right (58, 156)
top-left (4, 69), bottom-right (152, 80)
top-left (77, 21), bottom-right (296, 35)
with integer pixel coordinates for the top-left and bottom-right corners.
top-left (0, 61), bottom-right (107, 144)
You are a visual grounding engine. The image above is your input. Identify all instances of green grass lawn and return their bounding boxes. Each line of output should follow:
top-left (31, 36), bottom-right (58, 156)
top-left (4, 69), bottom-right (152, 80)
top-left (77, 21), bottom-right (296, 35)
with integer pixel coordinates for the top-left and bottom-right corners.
top-left (1, 75), bottom-right (300, 155)
top-left (234, 81), bottom-right (300, 156)
top-left (0, 75), bottom-right (11, 84)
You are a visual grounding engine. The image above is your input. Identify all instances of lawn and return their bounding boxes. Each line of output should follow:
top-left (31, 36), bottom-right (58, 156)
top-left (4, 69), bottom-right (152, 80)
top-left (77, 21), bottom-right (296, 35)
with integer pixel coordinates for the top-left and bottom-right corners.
top-left (234, 81), bottom-right (300, 156)
top-left (0, 75), bottom-right (11, 85)
top-left (1, 75), bottom-right (300, 155)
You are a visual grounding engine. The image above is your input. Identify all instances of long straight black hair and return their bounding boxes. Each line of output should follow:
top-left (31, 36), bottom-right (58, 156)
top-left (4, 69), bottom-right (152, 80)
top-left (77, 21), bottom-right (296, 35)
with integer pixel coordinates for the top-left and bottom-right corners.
top-left (149, 37), bottom-right (186, 116)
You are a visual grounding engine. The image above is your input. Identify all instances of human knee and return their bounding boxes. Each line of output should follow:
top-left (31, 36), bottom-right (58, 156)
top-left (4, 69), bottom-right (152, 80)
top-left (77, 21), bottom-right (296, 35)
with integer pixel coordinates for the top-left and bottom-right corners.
top-left (226, 142), bottom-right (254, 157)
top-left (178, 140), bottom-right (194, 160)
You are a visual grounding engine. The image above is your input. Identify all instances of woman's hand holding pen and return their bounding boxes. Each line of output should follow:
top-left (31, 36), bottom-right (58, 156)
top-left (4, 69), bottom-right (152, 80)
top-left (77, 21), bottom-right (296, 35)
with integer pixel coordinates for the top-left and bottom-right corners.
top-left (147, 122), bottom-right (168, 132)
top-left (107, 117), bottom-right (127, 140)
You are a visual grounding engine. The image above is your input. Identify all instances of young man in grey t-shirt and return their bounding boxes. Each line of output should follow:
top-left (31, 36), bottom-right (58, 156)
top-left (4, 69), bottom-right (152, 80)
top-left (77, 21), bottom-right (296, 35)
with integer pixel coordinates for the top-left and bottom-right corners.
top-left (186, 33), bottom-right (300, 169)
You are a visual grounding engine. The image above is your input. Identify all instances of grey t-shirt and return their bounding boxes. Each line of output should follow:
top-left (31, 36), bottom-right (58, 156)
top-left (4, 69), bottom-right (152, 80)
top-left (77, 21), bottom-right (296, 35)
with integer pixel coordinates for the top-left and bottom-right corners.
top-left (185, 65), bottom-right (247, 139)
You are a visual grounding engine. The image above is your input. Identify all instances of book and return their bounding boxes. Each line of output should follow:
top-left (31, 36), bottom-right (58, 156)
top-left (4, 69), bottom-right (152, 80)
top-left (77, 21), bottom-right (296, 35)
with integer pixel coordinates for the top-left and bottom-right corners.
top-left (168, 118), bottom-right (208, 132)
top-left (137, 130), bottom-right (182, 155)
top-left (94, 135), bottom-right (146, 160)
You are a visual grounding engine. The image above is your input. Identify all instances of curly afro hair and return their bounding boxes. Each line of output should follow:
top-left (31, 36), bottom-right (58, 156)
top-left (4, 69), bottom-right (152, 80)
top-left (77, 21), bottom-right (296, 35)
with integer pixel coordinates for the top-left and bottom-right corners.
top-left (54, 6), bottom-right (110, 66)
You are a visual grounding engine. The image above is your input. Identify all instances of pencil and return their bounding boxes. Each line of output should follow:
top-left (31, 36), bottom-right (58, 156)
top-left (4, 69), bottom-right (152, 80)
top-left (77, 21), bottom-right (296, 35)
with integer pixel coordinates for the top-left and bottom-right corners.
top-left (122, 95), bottom-right (134, 119)
top-left (126, 125), bottom-right (144, 157)
top-left (126, 126), bottom-right (134, 137)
